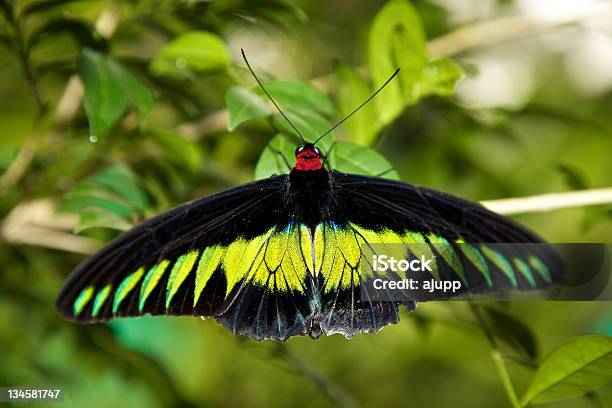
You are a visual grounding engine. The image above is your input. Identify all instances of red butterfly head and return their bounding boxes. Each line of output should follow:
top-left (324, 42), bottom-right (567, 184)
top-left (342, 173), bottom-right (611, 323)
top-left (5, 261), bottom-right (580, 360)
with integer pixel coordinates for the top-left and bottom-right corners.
top-left (295, 144), bottom-right (323, 171)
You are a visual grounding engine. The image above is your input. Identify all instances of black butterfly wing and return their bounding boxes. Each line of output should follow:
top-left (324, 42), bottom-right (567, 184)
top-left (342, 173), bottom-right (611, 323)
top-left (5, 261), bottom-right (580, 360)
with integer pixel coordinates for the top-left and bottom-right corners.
top-left (56, 175), bottom-right (319, 340)
top-left (313, 171), bottom-right (563, 338)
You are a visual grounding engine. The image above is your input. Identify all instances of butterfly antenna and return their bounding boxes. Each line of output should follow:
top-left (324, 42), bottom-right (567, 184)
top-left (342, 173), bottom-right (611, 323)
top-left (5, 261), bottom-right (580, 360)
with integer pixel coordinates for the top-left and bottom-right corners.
top-left (313, 68), bottom-right (400, 145)
top-left (241, 49), bottom-right (305, 143)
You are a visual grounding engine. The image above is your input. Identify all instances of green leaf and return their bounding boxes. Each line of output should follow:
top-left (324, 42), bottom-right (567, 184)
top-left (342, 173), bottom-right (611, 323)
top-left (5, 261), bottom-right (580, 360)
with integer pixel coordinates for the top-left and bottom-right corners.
top-left (119, 67), bottom-right (155, 124)
top-left (391, 23), bottom-right (428, 104)
top-left (80, 48), bottom-right (128, 139)
top-left (60, 164), bottom-right (149, 233)
top-left (522, 335), bottom-right (612, 405)
top-left (367, 0), bottom-right (463, 126)
top-left (258, 81), bottom-right (335, 117)
top-left (150, 31), bottom-right (228, 77)
top-left (334, 63), bottom-right (379, 146)
top-left (272, 109), bottom-right (333, 143)
top-left (150, 129), bottom-right (204, 173)
top-left (225, 86), bottom-right (273, 131)
top-left (61, 186), bottom-right (139, 218)
top-left (75, 208), bottom-right (133, 234)
top-left (328, 141), bottom-right (400, 180)
top-left (80, 49), bottom-right (155, 138)
top-left (254, 134), bottom-right (295, 180)
top-left (481, 306), bottom-right (538, 359)
top-left (368, 0), bottom-right (426, 124)
top-left (421, 59), bottom-right (464, 97)
top-left (90, 165), bottom-right (149, 211)
top-left (226, 82), bottom-right (334, 133)
top-left (556, 163), bottom-right (589, 190)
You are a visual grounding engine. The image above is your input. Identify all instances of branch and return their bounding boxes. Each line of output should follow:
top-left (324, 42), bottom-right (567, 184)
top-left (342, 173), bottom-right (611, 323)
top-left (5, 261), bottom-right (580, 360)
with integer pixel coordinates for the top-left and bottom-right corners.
top-left (273, 344), bottom-right (358, 408)
top-left (20, 53), bottom-right (46, 118)
top-left (481, 187), bottom-right (612, 215)
top-left (427, 12), bottom-right (598, 60)
top-left (0, 125), bottom-right (41, 190)
top-left (0, 199), bottom-right (101, 254)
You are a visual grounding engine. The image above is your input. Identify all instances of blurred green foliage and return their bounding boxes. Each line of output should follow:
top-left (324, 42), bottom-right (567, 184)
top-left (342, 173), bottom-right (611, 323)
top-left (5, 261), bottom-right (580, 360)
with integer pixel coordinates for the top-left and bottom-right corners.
top-left (0, 0), bottom-right (611, 407)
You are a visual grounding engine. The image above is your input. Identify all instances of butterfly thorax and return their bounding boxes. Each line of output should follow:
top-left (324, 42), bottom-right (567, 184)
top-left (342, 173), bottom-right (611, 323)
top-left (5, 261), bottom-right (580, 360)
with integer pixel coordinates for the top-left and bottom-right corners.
top-left (287, 167), bottom-right (332, 230)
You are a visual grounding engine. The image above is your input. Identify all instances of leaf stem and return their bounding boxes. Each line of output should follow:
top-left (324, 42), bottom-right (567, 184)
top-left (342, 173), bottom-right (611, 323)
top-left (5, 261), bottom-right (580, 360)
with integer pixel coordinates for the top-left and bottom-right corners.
top-left (470, 304), bottom-right (522, 408)
top-left (20, 55), bottom-right (45, 118)
top-left (491, 349), bottom-right (523, 408)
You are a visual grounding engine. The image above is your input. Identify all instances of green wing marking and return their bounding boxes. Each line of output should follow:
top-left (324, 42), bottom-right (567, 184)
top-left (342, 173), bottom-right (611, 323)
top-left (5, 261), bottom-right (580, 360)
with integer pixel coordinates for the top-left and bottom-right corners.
top-left (529, 256), bottom-right (552, 283)
top-left (73, 286), bottom-right (94, 316)
top-left (428, 234), bottom-right (466, 284)
top-left (456, 240), bottom-right (491, 288)
top-left (113, 267), bottom-right (145, 314)
top-left (92, 284), bottom-right (112, 317)
top-left (166, 250), bottom-right (199, 308)
top-left (513, 258), bottom-right (536, 287)
top-left (139, 260), bottom-right (170, 312)
top-left (480, 246), bottom-right (517, 287)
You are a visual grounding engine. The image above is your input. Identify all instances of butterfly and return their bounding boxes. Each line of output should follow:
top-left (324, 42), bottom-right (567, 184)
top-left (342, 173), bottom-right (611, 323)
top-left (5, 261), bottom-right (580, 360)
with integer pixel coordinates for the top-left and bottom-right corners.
top-left (56, 50), bottom-right (563, 341)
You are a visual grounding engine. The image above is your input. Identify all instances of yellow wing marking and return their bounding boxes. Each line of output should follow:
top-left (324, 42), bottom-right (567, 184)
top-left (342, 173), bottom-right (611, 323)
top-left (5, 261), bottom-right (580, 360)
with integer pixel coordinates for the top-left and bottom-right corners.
top-left (224, 228), bottom-right (274, 297)
top-left (320, 223), bottom-right (366, 293)
top-left (251, 225), bottom-right (309, 293)
top-left (193, 245), bottom-right (226, 307)
top-left (351, 224), bottom-right (406, 279)
top-left (166, 249), bottom-right (200, 308)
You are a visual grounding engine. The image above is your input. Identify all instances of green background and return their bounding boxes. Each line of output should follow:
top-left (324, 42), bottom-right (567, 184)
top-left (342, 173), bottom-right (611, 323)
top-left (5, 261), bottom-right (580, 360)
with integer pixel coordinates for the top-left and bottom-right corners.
top-left (0, 0), bottom-right (611, 407)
